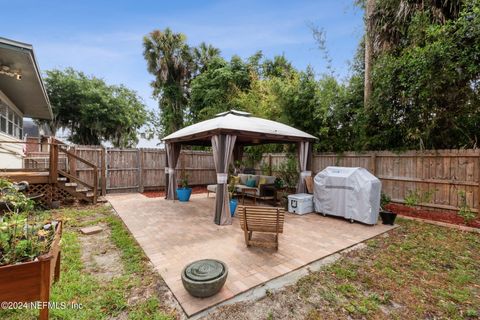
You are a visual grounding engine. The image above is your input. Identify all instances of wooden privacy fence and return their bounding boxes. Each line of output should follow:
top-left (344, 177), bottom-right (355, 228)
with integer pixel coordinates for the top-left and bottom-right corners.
top-left (251, 149), bottom-right (480, 213)
top-left (25, 146), bottom-right (217, 193)
top-left (25, 147), bottom-right (480, 213)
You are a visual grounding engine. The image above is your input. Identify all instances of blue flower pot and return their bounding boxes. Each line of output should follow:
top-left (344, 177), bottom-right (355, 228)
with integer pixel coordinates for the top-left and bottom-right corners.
top-left (176, 188), bottom-right (192, 202)
top-left (230, 199), bottom-right (238, 217)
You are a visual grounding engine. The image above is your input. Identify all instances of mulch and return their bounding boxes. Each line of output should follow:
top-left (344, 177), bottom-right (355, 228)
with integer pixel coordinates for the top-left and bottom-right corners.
top-left (386, 203), bottom-right (480, 228)
top-left (142, 186), bottom-right (208, 198)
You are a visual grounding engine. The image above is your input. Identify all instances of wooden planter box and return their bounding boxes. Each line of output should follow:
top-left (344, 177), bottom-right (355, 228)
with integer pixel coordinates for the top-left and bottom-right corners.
top-left (0, 221), bottom-right (62, 320)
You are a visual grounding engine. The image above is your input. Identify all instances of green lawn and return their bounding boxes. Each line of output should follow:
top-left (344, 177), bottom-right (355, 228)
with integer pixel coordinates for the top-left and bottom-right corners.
top-left (300, 219), bottom-right (480, 319)
top-left (0, 205), bottom-right (176, 320)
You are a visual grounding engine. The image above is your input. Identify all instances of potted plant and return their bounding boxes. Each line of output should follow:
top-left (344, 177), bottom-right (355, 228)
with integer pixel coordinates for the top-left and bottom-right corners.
top-left (0, 179), bottom-right (62, 320)
top-left (176, 174), bottom-right (192, 202)
top-left (228, 178), bottom-right (237, 217)
top-left (379, 192), bottom-right (397, 225)
top-left (274, 177), bottom-right (284, 189)
top-left (276, 157), bottom-right (299, 194)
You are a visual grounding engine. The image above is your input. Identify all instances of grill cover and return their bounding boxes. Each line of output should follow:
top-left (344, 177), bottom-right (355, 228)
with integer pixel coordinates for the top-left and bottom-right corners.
top-left (314, 167), bottom-right (381, 225)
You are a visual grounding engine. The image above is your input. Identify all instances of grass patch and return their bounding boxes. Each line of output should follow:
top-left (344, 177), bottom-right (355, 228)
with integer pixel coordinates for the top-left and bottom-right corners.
top-left (0, 205), bottom-right (175, 320)
top-left (256, 218), bottom-right (480, 320)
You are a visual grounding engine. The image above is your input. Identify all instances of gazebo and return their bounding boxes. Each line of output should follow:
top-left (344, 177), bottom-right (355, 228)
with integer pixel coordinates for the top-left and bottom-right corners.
top-left (162, 110), bottom-right (317, 225)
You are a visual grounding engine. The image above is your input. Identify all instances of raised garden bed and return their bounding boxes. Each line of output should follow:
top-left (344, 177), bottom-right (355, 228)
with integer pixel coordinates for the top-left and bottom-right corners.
top-left (386, 203), bottom-right (480, 228)
top-left (0, 220), bottom-right (62, 320)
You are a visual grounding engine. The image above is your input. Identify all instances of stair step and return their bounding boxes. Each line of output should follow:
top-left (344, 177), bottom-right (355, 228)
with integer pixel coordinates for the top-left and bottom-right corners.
top-left (57, 177), bottom-right (67, 181)
top-left (76, 188), bottom-right (90, 193)
top-left (65, 182), bottom-right (78, 187)
top-left (86, 192), bottom-right (94, 197)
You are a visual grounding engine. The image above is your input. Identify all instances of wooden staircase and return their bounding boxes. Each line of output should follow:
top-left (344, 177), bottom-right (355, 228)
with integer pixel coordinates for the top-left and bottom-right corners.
top-left (56, 175), bottom-right (96, 203)
top-left (50, 139), bottom-right (99, 204)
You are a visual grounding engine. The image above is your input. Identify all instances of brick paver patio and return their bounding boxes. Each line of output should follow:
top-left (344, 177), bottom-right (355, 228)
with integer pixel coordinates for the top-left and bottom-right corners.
top-left (107, 193), bottom-right (395, 317)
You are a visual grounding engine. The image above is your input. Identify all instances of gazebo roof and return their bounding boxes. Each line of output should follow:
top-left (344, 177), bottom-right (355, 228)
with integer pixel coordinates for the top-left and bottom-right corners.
top-left (162, 110), bottom-right (317, 145)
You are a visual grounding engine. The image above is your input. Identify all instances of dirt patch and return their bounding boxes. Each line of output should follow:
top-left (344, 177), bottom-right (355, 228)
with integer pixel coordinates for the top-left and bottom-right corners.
top-left (142, 186), bottom-right (208, 198)
top-left (386, 203), bottom-right (480, 228)
top-left (207, 290), bottom-right (315, 320)
top-left (78, 223), bottom-right (124, 281)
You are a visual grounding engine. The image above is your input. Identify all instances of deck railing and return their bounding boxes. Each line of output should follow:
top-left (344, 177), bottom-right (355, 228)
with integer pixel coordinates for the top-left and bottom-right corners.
top-left (0, 138), bottom-right (100, 204)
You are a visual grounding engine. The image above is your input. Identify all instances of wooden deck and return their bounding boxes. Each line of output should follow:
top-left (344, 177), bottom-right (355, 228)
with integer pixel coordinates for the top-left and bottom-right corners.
top-left (0, 138), bottom-right (100, 204)
top-left (0, 170), bottom-right (50, 184)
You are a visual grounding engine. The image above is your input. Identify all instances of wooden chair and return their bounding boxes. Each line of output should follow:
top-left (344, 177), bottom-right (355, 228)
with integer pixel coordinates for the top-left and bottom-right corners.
top-left (238, 205), bottom-right (285, 250)
top-left (305, 176), bottom-right (314, 194)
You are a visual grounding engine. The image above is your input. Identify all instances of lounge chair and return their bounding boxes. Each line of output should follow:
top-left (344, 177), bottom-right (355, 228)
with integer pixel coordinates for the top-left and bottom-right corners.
top-left (238, 205), bottom-right (284, 250)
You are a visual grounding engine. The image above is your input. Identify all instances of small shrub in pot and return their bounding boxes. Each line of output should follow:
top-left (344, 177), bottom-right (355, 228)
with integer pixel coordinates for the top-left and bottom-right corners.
top-left (379, 192), bottom-right (397, 225)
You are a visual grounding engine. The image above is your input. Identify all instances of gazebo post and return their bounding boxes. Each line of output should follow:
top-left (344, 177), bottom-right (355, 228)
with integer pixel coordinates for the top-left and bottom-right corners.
top-left (307, 142), bottom-right (313, 174)
top-left (164, 150), bottom-right (169, 199)
top-left (297, 141), bottom-right (312, 194)
top-left (214, 135), bottom-right (226, 225)
top-left (166, 142), bottom-right (182, 200)
top-left (211, 134), bottom-right (237, 225)
top-left (233, 144), bottom-right (244, 174)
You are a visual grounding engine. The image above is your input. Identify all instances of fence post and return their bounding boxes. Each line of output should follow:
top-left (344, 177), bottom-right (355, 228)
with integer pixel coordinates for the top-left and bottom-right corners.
top-left (48, 142), bottom-right (58, 184)
top-left (68, 146), bottom-right (76, 176)
top-left (268, 154), bottom-right (272, 176)
top-left (477, 150), bottom-right (480, 211)
top-left (371, 152), bottom-right (377, 175)
top-left (101, 147), bottom-right (107, 196)
top-left (181, 150), bottom-right (186, 179)
top-left (138, 149), bottom-right (144, 193)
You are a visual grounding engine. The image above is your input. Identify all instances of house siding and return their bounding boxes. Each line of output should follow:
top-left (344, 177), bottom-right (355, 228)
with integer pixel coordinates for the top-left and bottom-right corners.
top-left (0, 131), bottom-right (24, 168)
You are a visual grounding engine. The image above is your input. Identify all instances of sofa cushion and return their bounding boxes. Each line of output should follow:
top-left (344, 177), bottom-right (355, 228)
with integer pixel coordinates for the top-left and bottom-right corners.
top-left (238, 174), bottom-right (249, 185)
top-left (259, 175), bottom-right (276, 184)
top-left (246, 178), bottom-right (256, 188)
top-left (249, 174), bottom-right (260, 186)
top-left (258, 176), bottom-right (267, 188)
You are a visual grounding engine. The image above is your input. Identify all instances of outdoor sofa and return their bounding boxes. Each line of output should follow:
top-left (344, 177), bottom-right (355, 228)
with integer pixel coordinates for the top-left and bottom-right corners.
top-left (207, 173), bottom-right (277, 201)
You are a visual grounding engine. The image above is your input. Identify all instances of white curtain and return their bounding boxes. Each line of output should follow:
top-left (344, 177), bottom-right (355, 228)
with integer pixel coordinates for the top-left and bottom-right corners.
top-left (165, 142), bottom-right (181, 200)
top-left (211, 134), bottom-right (237, 225)
top-left (296, 141), bottom-right (311, 193)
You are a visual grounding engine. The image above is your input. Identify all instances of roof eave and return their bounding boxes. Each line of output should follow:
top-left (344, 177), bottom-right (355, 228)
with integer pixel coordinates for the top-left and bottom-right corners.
top-left (0, 37), bottom-right (53, 120)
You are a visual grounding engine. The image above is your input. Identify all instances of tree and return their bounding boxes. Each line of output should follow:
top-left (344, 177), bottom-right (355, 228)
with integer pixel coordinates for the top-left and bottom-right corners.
top-left (143, 29), bottom-right (221, 136)
top-left (364, 0), bottom-right (375, 107)
top-left (189, 55), bottom-right (252, 122)
top-left (143, 28), bottom-right (194, 136)
top-left (365, 0), bottom-right (480, 149)
top-left (43, 68), bottom-right (148, 147)
top-left (192, 42), bottom-right (221, 74)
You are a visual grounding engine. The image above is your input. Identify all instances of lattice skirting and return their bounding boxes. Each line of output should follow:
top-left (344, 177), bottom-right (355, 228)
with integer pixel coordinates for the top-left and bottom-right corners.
top-left (26, 183), bottom-right (74, 207)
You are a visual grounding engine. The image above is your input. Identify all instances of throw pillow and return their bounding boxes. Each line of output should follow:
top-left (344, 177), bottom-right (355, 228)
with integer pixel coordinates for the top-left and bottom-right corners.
top-left (246, 179), bottom-right (256, 188)
top-left (258, 176), bottom-right (267, 188)
top-left (248, 175), bottom-right (259, 186)
top-left (232, 176), bottom-right (240, 184)
top-left (239, 174), bottom-right (248, 185)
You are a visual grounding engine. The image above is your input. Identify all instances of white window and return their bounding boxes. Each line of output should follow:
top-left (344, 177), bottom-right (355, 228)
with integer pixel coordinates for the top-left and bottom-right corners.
top-left (0, 99), bottom-right (23, 139)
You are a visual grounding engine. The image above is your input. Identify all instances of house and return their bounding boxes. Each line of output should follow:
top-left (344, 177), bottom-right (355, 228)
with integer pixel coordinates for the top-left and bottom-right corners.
top-left (23, 119), bottom-right (51, 153)
top-left (0, 37), bottom-right (52, 168)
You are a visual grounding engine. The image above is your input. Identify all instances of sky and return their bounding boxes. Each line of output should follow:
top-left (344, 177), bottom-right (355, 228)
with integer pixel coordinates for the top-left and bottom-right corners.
top-left (2, 0), bottom-right (364, 146)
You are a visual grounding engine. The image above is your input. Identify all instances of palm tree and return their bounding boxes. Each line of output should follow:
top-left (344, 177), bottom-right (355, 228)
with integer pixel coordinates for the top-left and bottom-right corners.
top-left (364, 0), bottom-right (375, 108)
top-left (363, 0), bottom-right (463, 107)
top-left (143, 28), bottom-right (194, 135)
top-left (193, 42), bottom-right (221, 74)
top-left (370, 0), bottom-right (462, 52)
